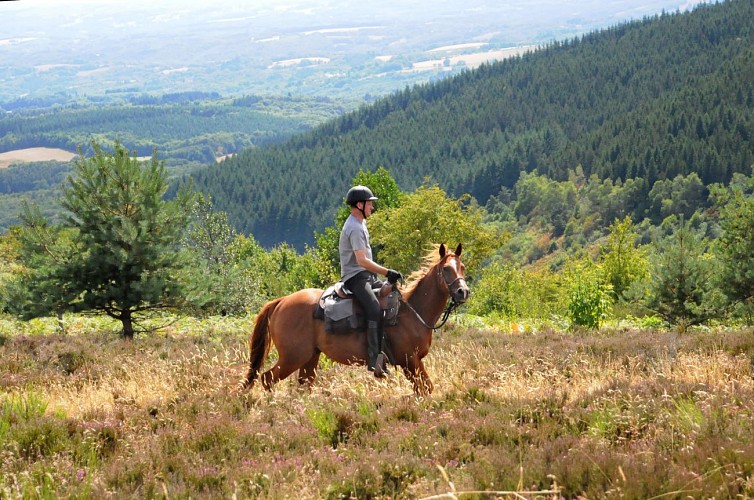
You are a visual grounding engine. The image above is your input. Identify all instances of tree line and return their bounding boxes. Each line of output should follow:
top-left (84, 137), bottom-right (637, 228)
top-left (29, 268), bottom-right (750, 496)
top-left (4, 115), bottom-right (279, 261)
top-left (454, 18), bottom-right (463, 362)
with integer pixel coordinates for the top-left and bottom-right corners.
top-left (3, 142), bottom-right (754, 338)
top-left (3, 1), bottom-right (754, 335)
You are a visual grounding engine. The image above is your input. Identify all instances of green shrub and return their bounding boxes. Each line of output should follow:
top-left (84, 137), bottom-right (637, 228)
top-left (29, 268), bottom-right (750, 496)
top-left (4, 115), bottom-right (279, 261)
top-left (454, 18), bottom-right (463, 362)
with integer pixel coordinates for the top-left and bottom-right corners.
top-left (57, 349), bottom-right (89, 375)
top-left (467, 262), bottom-right (559, 320)
top-left (564, 261), bottom-right (613, 329)
top-left (307, 408), bottom-right (354, 448)
top-left (1, 391), bottom-right (53, 450)
top-left (599, 216), bottom-right (649, 300)
top-left (379, 461), bottom-right (421, 498)
top-left (16, 463), bottom-right (60, 499)
top-left (14, 417), bottom-right (70, 460)
top-left (324, 468), bottom-right (380, 500)
top-left (470, 424), bottom-right (505, 446)
top-left (1, 390), bottom-right (48, 422)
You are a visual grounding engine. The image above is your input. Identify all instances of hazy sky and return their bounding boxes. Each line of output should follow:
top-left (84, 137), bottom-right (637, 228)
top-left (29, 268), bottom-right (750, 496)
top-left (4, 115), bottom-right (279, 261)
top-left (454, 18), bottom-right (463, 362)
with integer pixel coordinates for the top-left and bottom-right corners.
top-left (2, 0), bottom-right (714, 48)
top-left (5, 0), bottom-right (711, 21)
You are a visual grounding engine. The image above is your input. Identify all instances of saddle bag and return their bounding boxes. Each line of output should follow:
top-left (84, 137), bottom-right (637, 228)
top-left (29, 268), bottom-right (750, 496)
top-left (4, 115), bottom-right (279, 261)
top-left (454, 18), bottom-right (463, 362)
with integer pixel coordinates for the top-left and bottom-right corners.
top-left (314, 282), bottom-right (401, 334)
top-left (325, 296), bottom-right (364, 334)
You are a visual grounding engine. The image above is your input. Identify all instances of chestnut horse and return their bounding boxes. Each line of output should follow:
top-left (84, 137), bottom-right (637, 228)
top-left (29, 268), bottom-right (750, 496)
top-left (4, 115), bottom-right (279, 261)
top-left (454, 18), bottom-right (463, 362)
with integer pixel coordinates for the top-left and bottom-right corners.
top-left (240, 243), bottom-right (469, 395)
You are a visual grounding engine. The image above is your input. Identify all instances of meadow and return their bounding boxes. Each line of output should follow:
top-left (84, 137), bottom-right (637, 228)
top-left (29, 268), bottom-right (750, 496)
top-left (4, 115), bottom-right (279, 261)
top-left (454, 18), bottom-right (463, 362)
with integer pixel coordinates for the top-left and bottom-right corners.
top-left (1, 314), bottom-right (754, 498)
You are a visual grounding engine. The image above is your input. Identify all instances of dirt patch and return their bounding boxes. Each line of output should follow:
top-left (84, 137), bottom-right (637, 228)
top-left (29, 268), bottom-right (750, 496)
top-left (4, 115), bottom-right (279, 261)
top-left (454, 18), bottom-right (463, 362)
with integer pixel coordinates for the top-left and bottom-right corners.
top-left (0, 147), bottom-right (77, 168)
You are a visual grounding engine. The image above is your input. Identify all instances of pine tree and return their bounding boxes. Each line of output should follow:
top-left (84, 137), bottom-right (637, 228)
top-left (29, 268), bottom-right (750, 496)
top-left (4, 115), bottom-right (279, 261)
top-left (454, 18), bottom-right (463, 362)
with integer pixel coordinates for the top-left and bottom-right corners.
top-left (14, 142), bottom-right (194, 338)
top-left (713, 175), bottom-right (754, 317)
top-left (644, 216), bottom-right (721, 329)
top-left (8, 204), bottom-right (80, 332)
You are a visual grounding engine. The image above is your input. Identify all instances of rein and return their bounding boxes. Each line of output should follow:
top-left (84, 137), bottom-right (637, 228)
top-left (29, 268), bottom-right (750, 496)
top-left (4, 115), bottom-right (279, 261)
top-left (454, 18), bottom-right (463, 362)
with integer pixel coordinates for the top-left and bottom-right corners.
top-left (403, 298), bottom-right (460, 330)
top-left (401, 265), bottom-right (464, 331)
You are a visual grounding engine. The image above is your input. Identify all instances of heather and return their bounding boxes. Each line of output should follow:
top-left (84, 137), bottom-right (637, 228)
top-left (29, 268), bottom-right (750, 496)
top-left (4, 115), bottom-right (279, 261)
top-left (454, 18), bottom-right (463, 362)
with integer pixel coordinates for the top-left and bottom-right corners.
top-left (2, 315), bottom-right (753, 498)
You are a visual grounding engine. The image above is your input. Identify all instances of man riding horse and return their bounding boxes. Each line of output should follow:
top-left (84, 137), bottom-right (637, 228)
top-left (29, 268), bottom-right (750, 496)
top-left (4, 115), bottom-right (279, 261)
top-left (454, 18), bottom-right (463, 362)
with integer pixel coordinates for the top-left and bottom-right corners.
top-left (338, 185), bottom-right (403, 378)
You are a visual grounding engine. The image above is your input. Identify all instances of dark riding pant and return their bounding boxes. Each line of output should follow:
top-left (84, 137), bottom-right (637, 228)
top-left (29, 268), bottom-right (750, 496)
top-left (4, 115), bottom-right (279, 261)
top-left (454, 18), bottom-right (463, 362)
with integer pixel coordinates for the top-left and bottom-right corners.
top-left (345, 270), bottom-right (386, 375)
top-left (345, 271), bottom-right (381, 323)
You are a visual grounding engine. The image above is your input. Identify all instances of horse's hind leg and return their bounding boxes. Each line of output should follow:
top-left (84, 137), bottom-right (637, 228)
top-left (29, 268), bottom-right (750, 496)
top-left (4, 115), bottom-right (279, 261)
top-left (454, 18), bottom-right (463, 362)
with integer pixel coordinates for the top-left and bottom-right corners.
top-left (260, 361), bottom-right (300, 391)
top-left (298, 352), bottom-right (321, 388)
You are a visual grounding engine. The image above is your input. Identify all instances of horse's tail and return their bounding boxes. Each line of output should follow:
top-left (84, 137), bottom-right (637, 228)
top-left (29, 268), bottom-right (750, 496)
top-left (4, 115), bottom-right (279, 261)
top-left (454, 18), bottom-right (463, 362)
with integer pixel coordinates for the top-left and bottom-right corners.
top-left (240, 297), bottom-right (283, 391)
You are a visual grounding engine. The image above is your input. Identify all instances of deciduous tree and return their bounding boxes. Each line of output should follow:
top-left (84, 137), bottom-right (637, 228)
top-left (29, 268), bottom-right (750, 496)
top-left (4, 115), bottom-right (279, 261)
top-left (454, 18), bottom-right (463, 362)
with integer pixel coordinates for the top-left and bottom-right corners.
top-left (599, 216), bottom-right (648, 300)
top-left (369, 182), bottom-right (497, 275)
top-left (313, 167), bottom-right (402, 284)
top-left (181, 194), bottom-right (259, 315)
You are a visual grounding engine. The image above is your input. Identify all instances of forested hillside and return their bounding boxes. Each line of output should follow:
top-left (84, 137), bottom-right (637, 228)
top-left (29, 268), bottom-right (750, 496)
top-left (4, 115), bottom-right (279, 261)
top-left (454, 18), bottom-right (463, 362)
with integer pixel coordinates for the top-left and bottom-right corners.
top-left (188, 0), bottom-right (754, 249)
top-left (0, 93), bottom-right (351, 168)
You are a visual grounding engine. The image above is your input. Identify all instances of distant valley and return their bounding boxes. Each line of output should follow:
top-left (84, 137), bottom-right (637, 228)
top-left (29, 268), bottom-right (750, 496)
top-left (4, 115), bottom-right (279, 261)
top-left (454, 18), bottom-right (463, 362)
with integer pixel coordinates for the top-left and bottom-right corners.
top-left (1, 0), bottom-right (710, 104)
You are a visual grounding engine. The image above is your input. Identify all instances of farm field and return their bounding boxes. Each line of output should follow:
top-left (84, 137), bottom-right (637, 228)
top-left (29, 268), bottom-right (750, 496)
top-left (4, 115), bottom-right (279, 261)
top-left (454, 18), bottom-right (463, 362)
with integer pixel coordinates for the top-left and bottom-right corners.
top-left (1, 315), bottom-right (753, 498)
top-left (0, 148), bottom-right (77, 169)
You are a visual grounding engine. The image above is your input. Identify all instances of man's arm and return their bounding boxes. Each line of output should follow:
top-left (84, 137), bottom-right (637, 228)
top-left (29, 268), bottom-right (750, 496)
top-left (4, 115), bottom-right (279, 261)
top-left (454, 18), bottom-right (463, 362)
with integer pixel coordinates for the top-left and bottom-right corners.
top-left (354, 248), bottom-right (388, 276)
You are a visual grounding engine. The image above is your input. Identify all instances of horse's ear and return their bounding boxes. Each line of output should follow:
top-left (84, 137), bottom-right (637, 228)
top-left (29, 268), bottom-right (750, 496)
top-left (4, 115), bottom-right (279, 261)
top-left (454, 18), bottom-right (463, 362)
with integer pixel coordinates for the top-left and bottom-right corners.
top-left (439, 244), bottom-right (446, 258)
top-left (455, 243), bottom-right (463, 256)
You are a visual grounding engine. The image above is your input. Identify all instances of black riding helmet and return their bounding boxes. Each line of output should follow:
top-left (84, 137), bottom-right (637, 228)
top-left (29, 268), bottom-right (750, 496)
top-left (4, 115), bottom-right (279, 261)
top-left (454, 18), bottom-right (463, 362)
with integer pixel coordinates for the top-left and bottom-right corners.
top-left (346, 185), bottom-right (378, 206)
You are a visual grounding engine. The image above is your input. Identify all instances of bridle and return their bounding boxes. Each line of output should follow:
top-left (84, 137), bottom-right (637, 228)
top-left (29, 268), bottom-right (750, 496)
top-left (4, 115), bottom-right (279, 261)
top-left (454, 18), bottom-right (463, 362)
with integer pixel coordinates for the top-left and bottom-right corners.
top-left (402, 259), bottom-right (467, 331)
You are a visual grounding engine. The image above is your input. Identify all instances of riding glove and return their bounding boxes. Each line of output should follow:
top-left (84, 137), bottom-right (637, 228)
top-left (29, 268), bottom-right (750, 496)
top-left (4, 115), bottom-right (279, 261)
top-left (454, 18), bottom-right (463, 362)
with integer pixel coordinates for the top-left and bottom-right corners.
top-left (386, 269), bottom-right (403, 284)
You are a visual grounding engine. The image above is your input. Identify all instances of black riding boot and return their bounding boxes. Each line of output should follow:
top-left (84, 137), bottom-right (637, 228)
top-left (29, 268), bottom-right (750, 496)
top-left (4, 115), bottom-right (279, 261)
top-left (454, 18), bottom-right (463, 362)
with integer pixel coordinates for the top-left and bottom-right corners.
top-left (366, 320), bottom-right (385, 378)
top-left (375, 350), bottom-right (389, 378)
top-left (375, 322), bottom-right (390, 378)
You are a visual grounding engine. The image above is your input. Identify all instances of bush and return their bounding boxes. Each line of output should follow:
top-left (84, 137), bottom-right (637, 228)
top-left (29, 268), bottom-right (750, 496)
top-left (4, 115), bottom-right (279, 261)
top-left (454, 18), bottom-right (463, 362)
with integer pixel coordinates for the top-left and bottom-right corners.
top-left (599, 216), bottom-right (648, 300)
top-left (564, 261), bottom-right (613, 329)
top-left (467, 262), bottom-right (559, 320)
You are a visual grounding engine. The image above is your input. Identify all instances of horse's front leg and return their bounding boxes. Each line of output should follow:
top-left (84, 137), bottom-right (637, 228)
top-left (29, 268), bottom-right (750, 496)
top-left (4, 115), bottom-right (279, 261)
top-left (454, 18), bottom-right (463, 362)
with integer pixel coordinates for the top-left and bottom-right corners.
top-left (402, 357), bottom-right (433, 395)
top-left (297, 352), bottom-right (321, 388)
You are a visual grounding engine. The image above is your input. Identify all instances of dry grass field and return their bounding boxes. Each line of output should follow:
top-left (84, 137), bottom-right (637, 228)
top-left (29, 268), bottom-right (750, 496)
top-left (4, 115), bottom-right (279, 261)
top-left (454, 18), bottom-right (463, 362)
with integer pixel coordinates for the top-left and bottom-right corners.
top-left (0, 148), bottom-right (77, 169)
top-left (1, 314), bottom-right (754, 498)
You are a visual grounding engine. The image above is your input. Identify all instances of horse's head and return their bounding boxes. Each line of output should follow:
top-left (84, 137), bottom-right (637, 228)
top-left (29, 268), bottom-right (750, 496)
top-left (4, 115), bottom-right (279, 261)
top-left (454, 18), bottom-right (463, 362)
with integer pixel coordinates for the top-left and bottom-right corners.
top-left (438, 243), bottom-right (470, 304)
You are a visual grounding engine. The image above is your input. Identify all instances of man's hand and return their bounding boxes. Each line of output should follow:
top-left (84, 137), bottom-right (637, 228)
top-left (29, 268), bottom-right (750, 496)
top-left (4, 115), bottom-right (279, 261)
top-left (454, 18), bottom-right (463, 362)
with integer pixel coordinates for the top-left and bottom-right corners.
top-left (386, 269), bottom-right (403, 284)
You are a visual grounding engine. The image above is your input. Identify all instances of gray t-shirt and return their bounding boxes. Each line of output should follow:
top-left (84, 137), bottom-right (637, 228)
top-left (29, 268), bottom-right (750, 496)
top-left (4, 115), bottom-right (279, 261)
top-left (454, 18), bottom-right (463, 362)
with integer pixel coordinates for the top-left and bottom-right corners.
top-left (339, 214), bottom-right (372, 282)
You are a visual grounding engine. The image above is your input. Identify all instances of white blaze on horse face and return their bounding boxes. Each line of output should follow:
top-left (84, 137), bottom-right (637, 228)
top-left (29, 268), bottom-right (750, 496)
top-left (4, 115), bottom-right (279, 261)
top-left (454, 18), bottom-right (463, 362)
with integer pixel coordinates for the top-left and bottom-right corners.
top-left (448, 257), bottom-right (458, 274)
top-left (449, 256), bottom-right (466, 280)
top-left (444, 255), bottom-right (470, 303)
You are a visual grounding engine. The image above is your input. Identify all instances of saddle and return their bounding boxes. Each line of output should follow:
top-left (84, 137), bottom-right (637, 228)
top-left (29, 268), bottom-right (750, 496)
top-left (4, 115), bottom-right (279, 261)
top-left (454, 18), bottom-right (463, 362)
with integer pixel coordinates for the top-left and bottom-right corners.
top-left (313, 281), bottom-right (402, 334)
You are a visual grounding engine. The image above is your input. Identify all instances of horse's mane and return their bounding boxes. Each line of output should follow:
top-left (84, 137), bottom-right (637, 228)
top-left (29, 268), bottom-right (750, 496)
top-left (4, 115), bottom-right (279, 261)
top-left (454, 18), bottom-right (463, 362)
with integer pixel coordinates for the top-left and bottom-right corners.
top-left (401, 245), bottom-right (445, 299)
